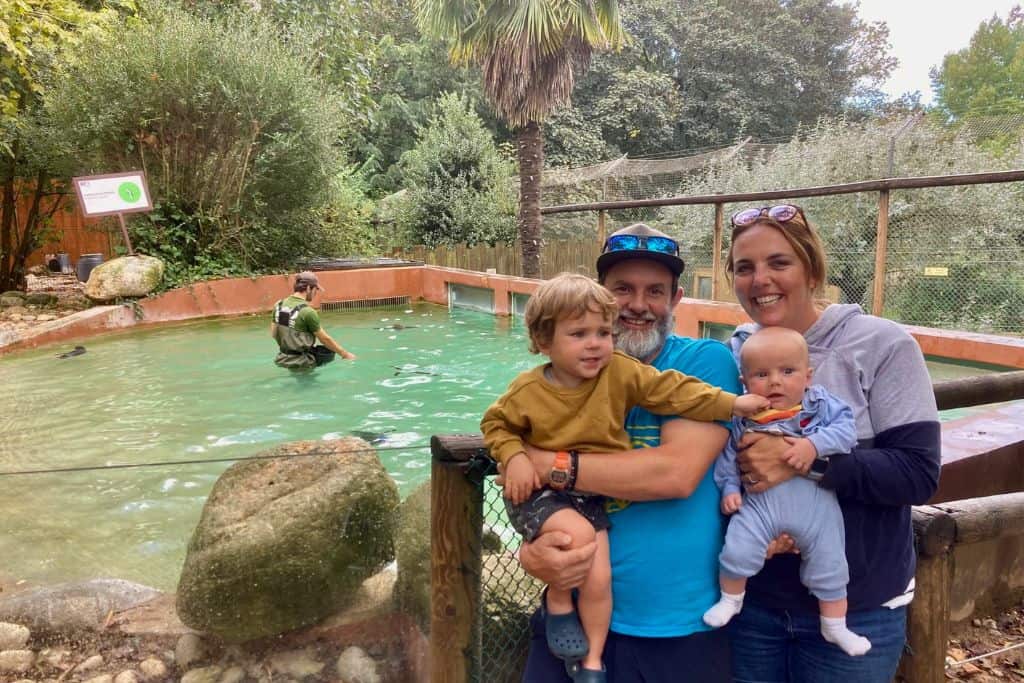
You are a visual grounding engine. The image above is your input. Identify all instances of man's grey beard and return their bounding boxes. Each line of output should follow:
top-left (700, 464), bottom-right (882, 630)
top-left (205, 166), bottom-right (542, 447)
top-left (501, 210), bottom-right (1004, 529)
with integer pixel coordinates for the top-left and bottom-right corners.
top-left (614, 313), bottom-right (674, 362)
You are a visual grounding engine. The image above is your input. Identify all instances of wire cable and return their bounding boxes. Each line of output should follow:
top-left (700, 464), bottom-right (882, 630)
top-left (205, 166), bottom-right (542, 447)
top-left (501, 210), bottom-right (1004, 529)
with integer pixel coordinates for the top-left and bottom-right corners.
top-left (0, 442), bottom-right (434, 478)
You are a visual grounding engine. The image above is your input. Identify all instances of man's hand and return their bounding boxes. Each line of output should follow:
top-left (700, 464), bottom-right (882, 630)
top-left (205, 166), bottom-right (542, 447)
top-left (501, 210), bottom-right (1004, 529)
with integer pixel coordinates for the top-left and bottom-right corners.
top-left (782, 437), bottom-right (816, 473)
top-left (733, 393), bottom-right (771, 417)
top-left (720, 492), bottom-right (743, 515)
top-left (766, 533), bottom-right (799, 559)
top-left (503, 453), bottom-right (540, 505)
top-left (736, 431), bottom-right (799, 493)
top-left (519, 532), bottom-right (597, 590)
top-left (340, 349), bottom-right (356, 360)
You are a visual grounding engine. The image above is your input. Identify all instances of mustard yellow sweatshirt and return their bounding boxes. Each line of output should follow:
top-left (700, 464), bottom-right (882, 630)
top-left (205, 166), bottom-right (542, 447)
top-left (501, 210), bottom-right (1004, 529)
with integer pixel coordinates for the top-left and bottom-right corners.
top-left (481, 350), bottom-right (736, 467)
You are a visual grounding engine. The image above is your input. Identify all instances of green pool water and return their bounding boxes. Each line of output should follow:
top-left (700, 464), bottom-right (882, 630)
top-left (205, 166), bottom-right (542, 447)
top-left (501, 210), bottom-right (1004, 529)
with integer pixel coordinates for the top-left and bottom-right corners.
top-left (0, 304), bottom-right (535, 590)
top-left (0, 306), bottom-right (1011, 590)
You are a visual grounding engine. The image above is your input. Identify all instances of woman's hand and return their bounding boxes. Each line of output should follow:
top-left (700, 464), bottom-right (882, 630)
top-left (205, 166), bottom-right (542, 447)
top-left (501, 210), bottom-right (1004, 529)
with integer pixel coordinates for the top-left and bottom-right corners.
top-left (519, 532), bottom-right (597, 591)
top-left (736, 431), bottom-right (800, 493)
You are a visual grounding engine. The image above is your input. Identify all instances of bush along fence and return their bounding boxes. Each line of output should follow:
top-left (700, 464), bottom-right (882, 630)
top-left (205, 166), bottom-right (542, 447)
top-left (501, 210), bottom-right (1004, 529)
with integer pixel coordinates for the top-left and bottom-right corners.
top-left (429, 370), bottom-right (1024, 683)
top-left (392, 169), bottom-right (1024, 336)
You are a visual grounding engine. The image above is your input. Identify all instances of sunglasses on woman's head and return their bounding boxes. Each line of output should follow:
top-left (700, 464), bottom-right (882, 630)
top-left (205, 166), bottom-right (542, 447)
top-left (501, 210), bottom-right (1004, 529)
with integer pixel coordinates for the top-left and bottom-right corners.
top-left (730, 205), bottom-right (804, 228)
top-left (603, 234), bottom-right (679, 256)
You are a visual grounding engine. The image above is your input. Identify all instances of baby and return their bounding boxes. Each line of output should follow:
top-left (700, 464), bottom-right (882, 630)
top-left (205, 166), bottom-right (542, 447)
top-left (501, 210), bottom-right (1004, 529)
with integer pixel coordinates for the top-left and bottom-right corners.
top-left (702, 326), bottom-right (871, 657)
top-left (481, 273), bottom-right (768, 681)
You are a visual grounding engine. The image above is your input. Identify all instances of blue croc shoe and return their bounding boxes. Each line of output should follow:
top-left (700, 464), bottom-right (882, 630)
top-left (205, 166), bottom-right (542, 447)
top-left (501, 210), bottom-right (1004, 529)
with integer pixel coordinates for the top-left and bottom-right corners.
top-left (572, 666), bottom-right (607, 683)
top-left (546, 610), bottom-right (589, 660)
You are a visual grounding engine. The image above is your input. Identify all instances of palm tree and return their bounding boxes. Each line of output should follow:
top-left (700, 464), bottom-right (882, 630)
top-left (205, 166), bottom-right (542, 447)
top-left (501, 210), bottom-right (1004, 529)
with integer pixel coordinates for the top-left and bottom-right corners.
top-left (415, 0), bottom-right (624, 278)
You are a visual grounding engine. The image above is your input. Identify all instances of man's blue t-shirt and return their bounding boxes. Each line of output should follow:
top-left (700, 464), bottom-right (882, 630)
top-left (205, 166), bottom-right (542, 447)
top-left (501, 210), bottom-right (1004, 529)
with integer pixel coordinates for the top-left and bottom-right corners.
top-left (608, 335), bottom-right (742, 637)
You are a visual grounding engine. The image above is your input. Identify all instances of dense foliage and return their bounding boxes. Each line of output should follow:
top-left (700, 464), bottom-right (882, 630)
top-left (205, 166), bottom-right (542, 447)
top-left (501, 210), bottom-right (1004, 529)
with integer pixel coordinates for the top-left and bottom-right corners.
top-left (539, 0), bottom-right (897, 163)
top-left (665, 117), bottom-right (1024, 332)
top-left (0, 0), bottom-right (132, 291)
top-left (7, 0), bottom-right (1022, 316)
top-left (415, 0), bottom-right (626, 277)
top-left (44, 4), bottom-right (355, 283)
top-left (388, 93), bottom-right (515, 248)
top-left (932, 7), bottom-right (1024, 119)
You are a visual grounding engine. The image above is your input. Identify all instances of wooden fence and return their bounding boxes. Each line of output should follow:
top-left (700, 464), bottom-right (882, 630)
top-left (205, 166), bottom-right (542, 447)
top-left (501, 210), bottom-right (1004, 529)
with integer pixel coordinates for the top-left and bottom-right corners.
top-left (429, 370), bottom-right (1024, 683)
top-left (392, 241), bottom-right (603, 280)
top-left (10, 189), bottom-right (116, 267)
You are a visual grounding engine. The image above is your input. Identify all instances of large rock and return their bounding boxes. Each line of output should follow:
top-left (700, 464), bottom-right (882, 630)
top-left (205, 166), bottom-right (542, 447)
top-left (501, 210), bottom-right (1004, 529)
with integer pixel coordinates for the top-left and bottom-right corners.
top-left (176, 438), bottom-right (399, 642)
top-left (393, 481), bottom-right (431, 633)
top-left (84, 255), bottom-right (164, 301)
top-left (0, 579), bottom-right (161, 635)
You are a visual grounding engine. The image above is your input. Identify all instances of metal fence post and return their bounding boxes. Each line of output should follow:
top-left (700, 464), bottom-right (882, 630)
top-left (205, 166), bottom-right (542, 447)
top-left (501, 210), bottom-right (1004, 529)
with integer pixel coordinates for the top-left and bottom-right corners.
top-left (430, 435), bottom-right (485, 682)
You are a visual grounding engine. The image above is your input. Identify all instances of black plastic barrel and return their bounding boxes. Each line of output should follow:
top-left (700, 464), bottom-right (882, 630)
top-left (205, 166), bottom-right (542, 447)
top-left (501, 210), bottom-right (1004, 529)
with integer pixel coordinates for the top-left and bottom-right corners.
top-left (76, 253), bottom-right (104, 283)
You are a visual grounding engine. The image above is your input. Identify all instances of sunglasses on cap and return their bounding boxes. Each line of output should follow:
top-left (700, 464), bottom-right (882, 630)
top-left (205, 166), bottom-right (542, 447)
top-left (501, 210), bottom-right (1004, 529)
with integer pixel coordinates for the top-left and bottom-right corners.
top-left (602, 233), bottom-right (680, 257)
top-left (730, 204), bottom-right (806, 228)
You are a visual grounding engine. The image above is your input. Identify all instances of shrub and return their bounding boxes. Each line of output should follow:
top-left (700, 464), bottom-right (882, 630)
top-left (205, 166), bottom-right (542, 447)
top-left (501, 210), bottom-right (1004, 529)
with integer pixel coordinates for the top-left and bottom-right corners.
top-left (391, 92), bottom-right (516, 248)
top-left (44, 3), bottom-right (349, 275)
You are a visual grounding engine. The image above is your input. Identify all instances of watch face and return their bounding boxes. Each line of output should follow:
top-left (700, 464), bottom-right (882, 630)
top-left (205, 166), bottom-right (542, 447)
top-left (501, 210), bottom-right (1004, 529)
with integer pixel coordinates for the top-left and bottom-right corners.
top-left (550, 470), bottom-right (569, 485)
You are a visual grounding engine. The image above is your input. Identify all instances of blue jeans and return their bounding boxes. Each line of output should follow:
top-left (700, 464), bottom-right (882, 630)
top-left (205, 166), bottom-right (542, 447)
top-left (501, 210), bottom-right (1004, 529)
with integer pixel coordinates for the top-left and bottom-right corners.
top-left (728, 602), bottom-right (907, 683)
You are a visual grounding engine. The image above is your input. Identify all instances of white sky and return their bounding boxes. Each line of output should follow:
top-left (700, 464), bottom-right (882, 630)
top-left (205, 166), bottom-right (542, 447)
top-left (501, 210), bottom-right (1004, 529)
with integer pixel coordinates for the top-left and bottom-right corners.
top-left (853, 0), bottom-right (1020, 102)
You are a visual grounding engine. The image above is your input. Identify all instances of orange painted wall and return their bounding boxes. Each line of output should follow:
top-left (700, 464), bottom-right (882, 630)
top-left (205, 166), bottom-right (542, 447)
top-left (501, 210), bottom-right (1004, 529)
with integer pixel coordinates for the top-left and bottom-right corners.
top-left (5, 266), bottom-right (1023, 372)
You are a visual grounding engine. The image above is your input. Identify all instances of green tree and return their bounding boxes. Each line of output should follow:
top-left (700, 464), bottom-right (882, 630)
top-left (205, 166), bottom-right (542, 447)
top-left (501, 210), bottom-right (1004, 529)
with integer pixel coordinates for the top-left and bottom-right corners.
top-left (183, 0), bottom-right (380, 145)
top-left (0, 0), bottom-right (130, 291)
top-left (932, 6), bottom-right (1024, 119)
top-left (415, 0), bottom-right (625, 278)
top-left (390, 92), bottom-right (515, 248)
top-left (560, 0), bottom-right (896, 153)
top-left (45, 4), bottom-right (351, 281)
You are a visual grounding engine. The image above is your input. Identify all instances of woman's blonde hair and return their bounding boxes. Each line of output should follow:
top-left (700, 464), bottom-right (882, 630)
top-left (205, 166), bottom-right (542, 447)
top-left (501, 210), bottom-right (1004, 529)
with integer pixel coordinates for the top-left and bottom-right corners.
top-left (525, 273), bottom-right (618, 354)
top-left (725, 206), bottom-right (828, 296)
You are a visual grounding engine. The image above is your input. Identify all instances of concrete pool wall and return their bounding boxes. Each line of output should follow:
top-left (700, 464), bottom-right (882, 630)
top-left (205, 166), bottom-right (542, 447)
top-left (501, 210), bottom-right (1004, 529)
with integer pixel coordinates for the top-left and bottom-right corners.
top-left (6, 264), bottom-right (1023, 366)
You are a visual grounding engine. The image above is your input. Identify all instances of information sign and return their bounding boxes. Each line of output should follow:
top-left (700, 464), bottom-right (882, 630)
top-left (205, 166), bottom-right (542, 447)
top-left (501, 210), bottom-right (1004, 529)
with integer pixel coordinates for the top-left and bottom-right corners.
top-left (72, 172), bottom-right (153, 217)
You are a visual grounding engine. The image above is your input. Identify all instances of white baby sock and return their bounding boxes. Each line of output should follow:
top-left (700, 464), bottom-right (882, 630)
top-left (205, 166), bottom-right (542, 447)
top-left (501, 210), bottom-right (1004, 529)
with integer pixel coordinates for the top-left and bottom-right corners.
top-left (702, 591), bottom-right (745, 628)
top-left (820, 616), bottom-right (872, 656)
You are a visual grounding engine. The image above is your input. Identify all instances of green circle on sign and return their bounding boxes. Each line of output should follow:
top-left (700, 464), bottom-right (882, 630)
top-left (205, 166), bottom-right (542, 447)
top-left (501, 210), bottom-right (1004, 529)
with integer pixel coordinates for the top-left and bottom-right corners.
top-left (118, 182), bottom-right (142, 203)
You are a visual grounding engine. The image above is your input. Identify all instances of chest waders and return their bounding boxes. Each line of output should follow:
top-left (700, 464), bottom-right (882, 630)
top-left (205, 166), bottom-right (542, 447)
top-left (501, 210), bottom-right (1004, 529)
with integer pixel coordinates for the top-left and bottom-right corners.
top-left (272, 300), bottom-right (319, 369)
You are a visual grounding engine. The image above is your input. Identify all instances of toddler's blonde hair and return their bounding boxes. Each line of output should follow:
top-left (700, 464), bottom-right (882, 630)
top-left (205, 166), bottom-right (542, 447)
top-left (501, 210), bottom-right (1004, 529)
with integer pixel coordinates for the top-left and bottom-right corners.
top-left (524, 273), bottom-right (618, 354)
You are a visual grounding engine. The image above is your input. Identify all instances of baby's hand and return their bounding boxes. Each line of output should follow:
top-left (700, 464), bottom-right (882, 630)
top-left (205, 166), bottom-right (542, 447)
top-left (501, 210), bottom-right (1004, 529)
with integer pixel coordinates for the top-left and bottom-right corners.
top-left (783, 437), bottom-right (818, 473)
top-left (721, 492), bottom-right (743, 515)
top-left (733, 393), bottom-right (771, 417)
top-left (503, 453), bottom-right (540, 505)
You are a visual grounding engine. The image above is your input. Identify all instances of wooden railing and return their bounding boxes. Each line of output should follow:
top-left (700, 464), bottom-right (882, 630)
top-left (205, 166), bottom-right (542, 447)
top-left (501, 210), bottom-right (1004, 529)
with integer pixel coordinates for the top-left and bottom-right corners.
top-left (429, 370), bottom-right (1024, 682)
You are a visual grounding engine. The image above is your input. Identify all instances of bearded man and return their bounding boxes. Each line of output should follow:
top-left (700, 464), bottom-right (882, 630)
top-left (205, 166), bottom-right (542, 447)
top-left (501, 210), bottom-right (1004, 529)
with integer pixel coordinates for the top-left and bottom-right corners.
top-left (516, 223), bottom-right (741, 682)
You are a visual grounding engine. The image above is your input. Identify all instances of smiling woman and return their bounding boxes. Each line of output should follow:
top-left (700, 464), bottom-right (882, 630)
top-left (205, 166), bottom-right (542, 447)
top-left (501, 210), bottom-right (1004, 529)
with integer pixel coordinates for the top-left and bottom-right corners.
top-left (724, 204), bottom-right (942, 683)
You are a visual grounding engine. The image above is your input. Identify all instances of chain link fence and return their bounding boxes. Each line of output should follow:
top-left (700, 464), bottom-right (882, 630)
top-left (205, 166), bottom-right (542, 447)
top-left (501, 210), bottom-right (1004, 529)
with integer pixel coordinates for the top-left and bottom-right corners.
top-left (399, 111), bottom-right (1024, 336)
top-left (479, 475), bottom-right (544, 683)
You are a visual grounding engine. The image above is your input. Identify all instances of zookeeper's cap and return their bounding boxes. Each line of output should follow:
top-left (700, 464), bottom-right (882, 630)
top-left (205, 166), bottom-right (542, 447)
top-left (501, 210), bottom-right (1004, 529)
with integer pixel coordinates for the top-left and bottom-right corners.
top-left (295, 271), bottom-right (324, 292)
top-left (596, 223), bottom-right (685, 279)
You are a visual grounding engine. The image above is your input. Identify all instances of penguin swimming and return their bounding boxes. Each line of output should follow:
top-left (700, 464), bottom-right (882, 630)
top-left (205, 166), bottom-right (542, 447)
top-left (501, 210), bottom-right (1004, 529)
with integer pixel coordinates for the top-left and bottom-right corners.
top-left (57, 345), bottom-right (86, 359)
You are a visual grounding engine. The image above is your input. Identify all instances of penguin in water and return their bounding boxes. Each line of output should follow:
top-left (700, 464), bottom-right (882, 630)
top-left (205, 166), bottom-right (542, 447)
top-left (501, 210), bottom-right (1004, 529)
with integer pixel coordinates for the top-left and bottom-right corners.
top-left (377, 323), bottom-right (417, 331)
top-left (349, 429), bottom-right (394, 446)
top-left (57, 345), bottom-right (86, 359)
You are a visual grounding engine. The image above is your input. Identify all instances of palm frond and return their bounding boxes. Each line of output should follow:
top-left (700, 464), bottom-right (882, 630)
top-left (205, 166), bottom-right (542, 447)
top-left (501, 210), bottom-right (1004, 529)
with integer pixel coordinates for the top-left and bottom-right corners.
top-left (415, 0), bottom-right (622, 127)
